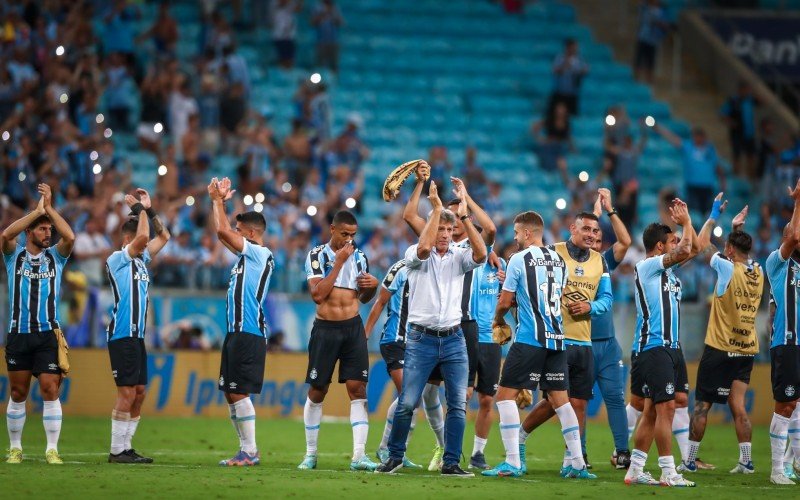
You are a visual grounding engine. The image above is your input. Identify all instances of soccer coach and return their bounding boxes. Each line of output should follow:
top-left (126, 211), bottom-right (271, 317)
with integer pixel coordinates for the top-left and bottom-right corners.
top-left (376, 181), bottom-right (486, 477)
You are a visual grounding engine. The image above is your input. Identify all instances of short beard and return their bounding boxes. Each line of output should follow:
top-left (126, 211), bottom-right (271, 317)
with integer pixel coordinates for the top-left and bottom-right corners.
top-left (30, 238), bottom-right (48, 250)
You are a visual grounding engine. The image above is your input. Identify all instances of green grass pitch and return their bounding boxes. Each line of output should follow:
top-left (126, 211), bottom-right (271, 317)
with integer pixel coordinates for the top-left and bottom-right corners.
top-left (0, 417), bottom-right (791, 498)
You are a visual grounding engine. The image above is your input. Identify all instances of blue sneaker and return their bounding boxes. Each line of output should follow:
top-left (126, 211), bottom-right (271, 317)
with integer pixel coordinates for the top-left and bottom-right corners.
top-left (402, 456), bottom-right (422, 469)
top-left (565, 466), bottom-right (597, 479)
top-left (559, 465), bottom-right (571, 478)
top-left (297, 454), bottom-right (317, 470)
top-left (730, 461), bottom-right (755, 474)
top-left (376, 448), bottom-right (389, 463)
top-left (219, 450), bottom-right (260, 466)
top-left (481, 461), bottom-right (523, 478)
top-left (784, 463), bottom-right (797, 480)
top-left (469, 452), bottom-right (489, 470)
top-left (677, 460), bottom-right (697, 473)
top-left (351, 455), bottom-right (379, 471)
top-left (519, 444), bottom-right (527, 474)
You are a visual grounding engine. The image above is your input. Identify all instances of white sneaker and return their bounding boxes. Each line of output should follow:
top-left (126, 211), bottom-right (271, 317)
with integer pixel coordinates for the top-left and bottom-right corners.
top-left (660, 473), bottom-right (696, 487)
top-left (770, 473), bottom-right (796, 485)
top-left (624, 468), bottom-right (660, 486)
top-left (729, 461), bottom-right (754, 474)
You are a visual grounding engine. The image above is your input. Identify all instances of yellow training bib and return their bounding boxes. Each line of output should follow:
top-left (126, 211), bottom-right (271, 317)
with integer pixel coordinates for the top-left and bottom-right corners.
top-left (554, 242), bottom-right (605, 343)
top-left (706, 256), bottom-right (763, 355)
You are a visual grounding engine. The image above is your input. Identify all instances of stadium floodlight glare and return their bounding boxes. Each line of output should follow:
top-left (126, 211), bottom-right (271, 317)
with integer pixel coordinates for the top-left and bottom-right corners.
top-left (186, 196), bottom-right (195, 207)
top-left (1, 131), bottom-right (8, 141)
top-left (55, 45), bottom-right (65, 56)
top-left (345, 197), bottom-right (356, 209)
top-left (578, 171), bottom-right (589, 182)
top-left (282, 182), bottom-right (292, 193)
top-left (255, 192), bottom-right (265, 203)
top-left (556, 198), bottom-right (567, 210)
top-left (59, 93), bottom-right (69, 104)
top-left (605, 114), bottom-right (616, 126)
top-left (645, 116), bottom-right (656, 127)
top-left (90, 150), bottom-right (99, 161)
top-left (158, 164), bottom-right (168, 176)
top-left (154, 122), bottom-right (164, 134)
top-left (95, 113), bottom-right (104, 124)
top-left (243, 195), bottom-right (254, 206)
top-left (254, 203), bottom-right (264, 213)
top-left (104, 128), bottom-right (113, 138)
top-left (713, 226), bottom-right (723, 238)
top-left (307, 205), bottom-right (318, 216)
top-left (93, 164), bottom-right (102, 174)
top-left (310, 73), bottom-right (322, 84)
top-left (18, 172), bottom-right (26, 182)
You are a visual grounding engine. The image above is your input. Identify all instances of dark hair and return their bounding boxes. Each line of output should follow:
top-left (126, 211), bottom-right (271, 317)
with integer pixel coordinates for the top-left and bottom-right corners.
top-left (235, 211), bottom-right (267, 231)
top-left (446, 198), bottom-right (461, 208)
top-left (27, 215), bottom-right (51, 230)
top-left (332, 210), bottom-right (358, 226)
top-left (575, 212), bottom-right (599, 223)
top-left (513, 211), bottom-right (544, 231)
top-left (121, 218), bottom-right (139, 236)
top-left (727, 230), bottom-right (753, 254)
top-left (642, 222), bottom-right (673, 252)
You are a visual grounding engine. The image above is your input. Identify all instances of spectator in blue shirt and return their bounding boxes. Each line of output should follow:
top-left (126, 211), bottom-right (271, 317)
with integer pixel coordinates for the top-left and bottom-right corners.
top-left (634, 0), bottom-right (670, 83)
top-left (102, 0), bottom-right (140, 58)
top-left (720, 81), bottom-right (759, 178)
top-left (654, 124), bottom-right (726, 213)
top-left (312, 0), bottom-right (344, 73)
top-left (549, 38), bottom-right (589, 116)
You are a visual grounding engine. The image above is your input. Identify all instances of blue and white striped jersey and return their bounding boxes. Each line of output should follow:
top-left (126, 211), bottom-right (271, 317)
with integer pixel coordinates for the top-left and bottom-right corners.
top-left (227, 240), bottom-right (275, 337)
top-left (106, 247), bottom-right (152, 342)
top-left (305, 243), bottom-right (369, 290)
top-left (632, 255), bottom-right (682, 353)
top-left (380, 260), bottom-right (409, 344)
top-left (471, 256), bottom-right (506, 343)
top-left (3, 245), bottom-right (68, 334)
top-left (502, 246), bottom-right (568, 350)
top-left (766, 250), bottom-right (799, 347)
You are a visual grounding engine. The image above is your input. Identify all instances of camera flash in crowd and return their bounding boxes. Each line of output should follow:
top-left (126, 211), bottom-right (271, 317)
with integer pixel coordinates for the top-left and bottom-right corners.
top-left (59, 93), bottom-right (69, 104)
top-left (18, 172), bottom-right (26, 182)
top-left (55, 45), bottom-right (65, 56)
top-left (254, 203), bottom-right (264, 213)
top-left (645, 116), bottom-right (656, 127)
top-left (255, 193), bottom-right (265, 203)
top-left (104, 128), bottom-right (113, 138)
top-left (186, 196), bottom-right (195, 207)
top-left (154, 122), bottom-right (164, 134)
top-left (95, 114), bottom-right (104, 124)
top-left (93, 163), bottom-right (102, 174)
top-left (90, 150), bottom-right (99, 160)
top-left (605, 114), bottom-right (616, 126)
top-left (307, 205), bottom-right (318, 216)
top-left (158, 164), bottom-right (168, 176)
top-left (556, 198), bottom-right (567, 210)
top-left (243, 195), bottom-right (254, 206)
top-left (310, 73), bottom-right (322, 84)
top-left (282, 182), bottom-right (292, 193)
top-left (2, 131), bottom-right (10, 141)
top-left (578, 171), bottom-right (589, 182)
top-left (345, 197), bottom-right (357, 209)
top-left (713, 226), bottom-right (723, 238)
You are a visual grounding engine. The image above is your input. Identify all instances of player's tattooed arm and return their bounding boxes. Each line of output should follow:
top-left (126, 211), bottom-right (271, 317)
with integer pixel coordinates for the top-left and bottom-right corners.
top-left (662, 199), bottom-right (693, 268)
top-left (693, 192), bottom-right (727, 263)
top-left (137, 188), bottom-right (171, 257)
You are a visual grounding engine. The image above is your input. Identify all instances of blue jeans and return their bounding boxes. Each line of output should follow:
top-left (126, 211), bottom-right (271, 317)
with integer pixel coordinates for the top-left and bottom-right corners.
top-left (583, 337), bottom-right (629, 453)
top-left (387, 326), bottom-right (468, 466)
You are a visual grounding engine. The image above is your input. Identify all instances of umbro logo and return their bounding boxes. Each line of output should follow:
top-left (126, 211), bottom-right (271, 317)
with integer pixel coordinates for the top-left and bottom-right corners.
top-left (7, 358), bottom-right (16, 365)
top-left (362, 370), bottom-right (368, 378)
top-left (229, 382), bottom-right (237, 389)
top-left (48, 363), bottom-right (58, 371)
top-left (219, 376), bottom-right (224, 386)
top-left (112, 369), bottom-right (118, 378)
top-left (563, 291), bottom-right (587, 302)
top-left (399, 360), bottom-right (404, 365)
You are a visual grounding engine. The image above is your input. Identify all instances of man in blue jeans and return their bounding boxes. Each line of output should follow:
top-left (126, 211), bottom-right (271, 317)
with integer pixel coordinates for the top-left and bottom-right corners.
top-left (375, 181), bottom-right (487, 476)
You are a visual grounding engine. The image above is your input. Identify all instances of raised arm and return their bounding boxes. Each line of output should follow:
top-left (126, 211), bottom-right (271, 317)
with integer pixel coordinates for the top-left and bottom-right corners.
top-left (451, 176), bottom-right (496, 246)
top-left (599, 188), bottom-right (632, 263)
top-left (0, 197), bottom-right (46, 254)
top-left (209, 177), bottom-right (243, 254)
top-left (402, 161), bottom-right (430, 237)
top-left (662, 199), bottom-right (694, 268)
top-left (453, 184), bottom-right (487, 264)
top-left (125, 195), bottom-right (150, 258)
top-left (417, 181), bottom-right (442, 260)
top-left (653, 123), bottom-right (683, 149)
top-left (695, 192), bottom-right (727, 262)
top-left (135, 188), bottom-right (171, 257)
top-left (364, 287), bottom-right (392, 338)
top-left (39, 184), bottom-right (75, 258)
top-left (779, 179), bottom-right (800, 260)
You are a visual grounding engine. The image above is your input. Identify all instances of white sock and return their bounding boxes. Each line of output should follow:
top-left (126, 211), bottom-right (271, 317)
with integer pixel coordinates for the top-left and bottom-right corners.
top-left (234, 398), bottom-right (257, 455)
top-left (407, 407), bottom-right (418, 448)
top-left (422, 384), bottom-right (445, 447)
top-left (790, 406), bottom-right (800, 462)
top-left (472, 436), bottom-right (488, 457)
top-left (42, 399), bottom-right (62, 452)
top-left (687, 439), bottom-right (700, 464)
top-left (350, 399), bottom-right (369, 461)
top-left (125, 416), bottom-right (139, 451)
top-left (739, 442), bottom-right (751, 464)
top-left (658, 455), bottom-right (676, 477)
top-left (229, 403), bottom-right (243, 449)
top-left (630, 449), bottom-right (647, 471)
top-left (672, 406), bottom-right (690, 463)
top-left (304, 398), bottom-right (323, 456)
top-left (626, 404), bottom-right (641, 440)
top-left (562, 448), bottom-right (572, 468)
top-left (380, 398), bottom-right (397, 450)
top-left (6, 399), bottom-right (26, 449)
top-left (770, 413), bottom-right (790, 475)
top-left (519, 427), bottom-right (530, 444)
top-left (496, 400), bottom-right (520, 468)
top-left (110, 410), bottom-right (130, 455)
top-left (784, 441), bottom-right (794, 469)
top-left (554, 402), bottom-right (585, 470)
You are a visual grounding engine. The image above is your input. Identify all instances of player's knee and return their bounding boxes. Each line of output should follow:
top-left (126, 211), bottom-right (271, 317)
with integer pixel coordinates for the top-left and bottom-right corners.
top-left (775, 401), bottom-right (797, 417)
top-left (478, 394), bottom-right (493, 410)
top-left (134, 385), bottom-right (146, 397)
top-left (308, 386), bottom-right (328, 403)
top-left (10, 386), bottom-right (29, 402)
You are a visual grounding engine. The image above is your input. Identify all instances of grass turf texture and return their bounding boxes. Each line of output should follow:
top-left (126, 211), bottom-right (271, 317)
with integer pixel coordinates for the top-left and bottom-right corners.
top-left (0, 417), bottom-right (791, 498)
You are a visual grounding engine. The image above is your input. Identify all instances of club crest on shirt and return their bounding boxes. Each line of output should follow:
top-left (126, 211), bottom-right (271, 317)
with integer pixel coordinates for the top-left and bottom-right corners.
top-left (666, 382), bottom-right (675, 395)
top-left (312, 260), bottom-right (320, 270)
top-left (575, 266), bottom-right (584, 277)
top-left (485, 272), bottom-right (498, 284)
top-left (786, 385), bottom-right (796, 398)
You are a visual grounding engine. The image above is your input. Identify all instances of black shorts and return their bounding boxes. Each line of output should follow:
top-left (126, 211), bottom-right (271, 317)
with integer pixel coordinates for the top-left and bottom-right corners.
top-left (565, 344), bottom-right (594, 400)
top-left (306, 316), bottom-right (369, 386)
top-left (108, 337), bottom-right (148, 387)
top-left (5, 331), bottom-right (60, 376)
top-left (463, 320), bottom-right (479, 388)
top-left (475, 342), bottom-right (502, 396)
top-left (632, 346), bottom-right (683, 403)
top-left (695, 345), bottom-right (754, 404)
top-left (675, 347), bottom-right (689, 393)
top-left (380, 341), bottom-right (405, 374)
top-left (219, 332), bottom-right (267, 395)
top-left (634, 40), bottom-right (657, 71)
top-left (771, 345), bottom-right (800, 403)
top-left (499, 343), bottom-right (568, 392)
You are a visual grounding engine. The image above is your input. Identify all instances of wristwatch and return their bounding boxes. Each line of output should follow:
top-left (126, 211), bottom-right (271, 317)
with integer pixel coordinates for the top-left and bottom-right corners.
top-left (607, 210), bottom-right (618, 217)
top-left (460, 215), bottom-right (469, 222)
